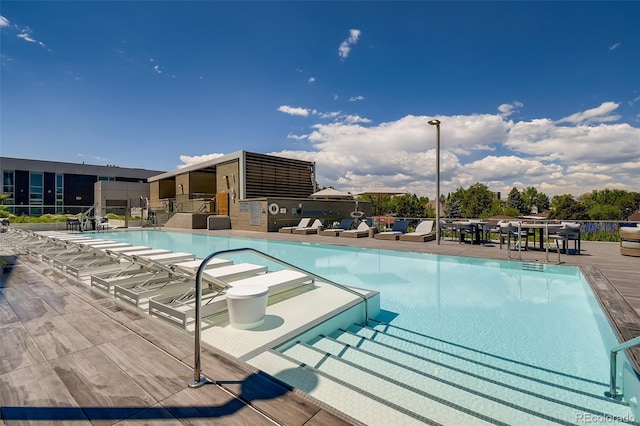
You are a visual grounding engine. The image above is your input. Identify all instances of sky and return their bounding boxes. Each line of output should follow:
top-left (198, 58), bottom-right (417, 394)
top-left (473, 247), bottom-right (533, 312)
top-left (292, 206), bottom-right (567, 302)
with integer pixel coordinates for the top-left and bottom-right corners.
top-left (1, 1), bottom-right (639, 201)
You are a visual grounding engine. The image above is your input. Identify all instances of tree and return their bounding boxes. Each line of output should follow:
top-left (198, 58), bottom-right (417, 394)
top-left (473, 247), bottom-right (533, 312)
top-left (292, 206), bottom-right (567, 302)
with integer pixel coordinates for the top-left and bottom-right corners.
top-left (588, 204), bottom-right (622, 221)
top-left (391, 194), bottom-right (428, 217)
top-left (462, 183), bottom-right (495, 218)
top-left (444, 198), bottom-right (463, 219)
top-left (549, 195), bottom-right (588, 220)
top-left (521, 186), bottom-right (550, 214)
top-left (506, 187), bottom-right (527, 215)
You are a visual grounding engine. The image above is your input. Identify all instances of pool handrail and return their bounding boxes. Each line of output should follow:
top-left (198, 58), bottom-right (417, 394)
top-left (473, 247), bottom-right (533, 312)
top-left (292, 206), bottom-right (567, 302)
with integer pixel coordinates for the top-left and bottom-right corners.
top-left (188, 247), bottom-right (371, 388)
top-left (608, 335), bottom-right (640, 399)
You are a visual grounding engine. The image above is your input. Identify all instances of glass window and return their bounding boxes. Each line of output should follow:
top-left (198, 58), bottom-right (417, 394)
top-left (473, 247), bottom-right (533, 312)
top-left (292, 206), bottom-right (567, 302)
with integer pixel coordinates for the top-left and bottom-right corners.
top-left (29, 172), bottom-right (43, 215)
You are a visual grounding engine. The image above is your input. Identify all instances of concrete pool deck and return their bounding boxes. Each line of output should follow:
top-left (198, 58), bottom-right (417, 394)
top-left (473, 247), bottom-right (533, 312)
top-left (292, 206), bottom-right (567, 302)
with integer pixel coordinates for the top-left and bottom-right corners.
top-left (1, 227), bottom-right (638, 425)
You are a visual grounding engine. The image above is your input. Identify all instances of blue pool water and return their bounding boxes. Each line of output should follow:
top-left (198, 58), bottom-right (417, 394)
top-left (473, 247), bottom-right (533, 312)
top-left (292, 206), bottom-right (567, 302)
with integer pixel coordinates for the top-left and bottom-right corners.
top-left (95, 229), bottom-right (619, 385)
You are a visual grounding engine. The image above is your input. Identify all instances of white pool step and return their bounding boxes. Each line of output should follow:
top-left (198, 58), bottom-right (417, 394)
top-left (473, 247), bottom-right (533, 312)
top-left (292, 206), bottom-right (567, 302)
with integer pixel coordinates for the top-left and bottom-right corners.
top-left (268, 322), bottom-right (631, 425)
top-left (362, 323), bottom-right (611, 398)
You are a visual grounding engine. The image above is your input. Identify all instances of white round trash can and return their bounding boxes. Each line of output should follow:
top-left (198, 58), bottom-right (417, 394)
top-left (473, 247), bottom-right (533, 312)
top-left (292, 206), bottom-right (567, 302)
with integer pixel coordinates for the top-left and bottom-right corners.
top-left (226, 285), bottom-right (269, 329)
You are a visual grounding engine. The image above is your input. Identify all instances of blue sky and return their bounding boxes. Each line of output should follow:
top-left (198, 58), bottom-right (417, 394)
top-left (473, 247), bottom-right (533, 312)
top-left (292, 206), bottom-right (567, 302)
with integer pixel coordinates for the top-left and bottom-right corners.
top-left (1, 1), bottom-right (639, 200)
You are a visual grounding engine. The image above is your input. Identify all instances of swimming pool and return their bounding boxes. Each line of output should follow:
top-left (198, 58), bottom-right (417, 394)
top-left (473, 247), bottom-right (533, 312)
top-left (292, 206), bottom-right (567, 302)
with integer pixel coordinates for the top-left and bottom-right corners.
top-left (94, 229), bottom-right (637, 424)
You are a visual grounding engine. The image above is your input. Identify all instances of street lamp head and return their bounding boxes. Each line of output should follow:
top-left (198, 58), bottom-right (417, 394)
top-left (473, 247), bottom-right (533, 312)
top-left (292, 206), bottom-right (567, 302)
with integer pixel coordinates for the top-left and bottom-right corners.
top-left (428, 119), bottom-right (441, 126)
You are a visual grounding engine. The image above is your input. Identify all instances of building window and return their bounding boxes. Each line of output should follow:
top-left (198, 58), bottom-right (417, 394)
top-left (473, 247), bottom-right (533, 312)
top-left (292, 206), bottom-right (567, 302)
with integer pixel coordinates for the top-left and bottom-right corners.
top-left (30, 172), bottom-right (43, 215)
top-left (56, 173), bottom-right (64, 213)
top-left (2, 170), bottom-right (15, 213)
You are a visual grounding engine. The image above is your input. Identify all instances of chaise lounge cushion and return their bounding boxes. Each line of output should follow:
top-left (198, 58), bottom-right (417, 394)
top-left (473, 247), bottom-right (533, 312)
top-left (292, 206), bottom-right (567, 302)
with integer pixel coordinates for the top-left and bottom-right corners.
top-left (620, 225), bottom-right (640, 257)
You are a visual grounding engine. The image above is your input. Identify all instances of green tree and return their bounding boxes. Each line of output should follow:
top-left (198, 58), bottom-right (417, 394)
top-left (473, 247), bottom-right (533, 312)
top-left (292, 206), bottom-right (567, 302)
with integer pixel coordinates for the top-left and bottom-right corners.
top-left (506, 187), bottom-right (527, 215)
top-left (463, 183), bottom-right (495, 218)
top-left (521, 186), bottom-right (550, 214)
top-left (444, 198), bottom-right (463, 218)
top-left (549, 195), bottom-right (588, 220)
top-left (391, 194), bottom-right (428, 217)
top-left (587, 204), bottom-right (622, 221)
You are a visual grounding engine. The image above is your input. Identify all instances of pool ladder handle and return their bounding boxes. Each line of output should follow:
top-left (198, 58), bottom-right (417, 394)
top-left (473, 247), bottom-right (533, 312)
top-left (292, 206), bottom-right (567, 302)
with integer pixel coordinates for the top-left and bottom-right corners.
top-left (188, 247), bottom-right (371, 389)
top-left (608, 335), bottom-right (640, 400)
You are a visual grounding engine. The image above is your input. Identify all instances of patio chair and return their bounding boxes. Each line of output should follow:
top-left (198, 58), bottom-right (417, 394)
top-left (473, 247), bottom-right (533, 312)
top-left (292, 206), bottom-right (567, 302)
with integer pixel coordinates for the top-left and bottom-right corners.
top-left (620, 224), bottom-right (640, 257)
top-left (499, 222), bottom-right (529, 250)
top-left (374, 219), bottom-right (410, 240)
top-left (292, 219), bottom-right (324, 235)
top-left (278, 218), bottom-right (311, 233)
top-left (340, 221), bottom-right (372, 238)
top-left (548, 222), bottom-right (581, 254)
top-left (400, 220), bottom-right (435, 242)
top-left (319, 218), bottom-right (354, 236)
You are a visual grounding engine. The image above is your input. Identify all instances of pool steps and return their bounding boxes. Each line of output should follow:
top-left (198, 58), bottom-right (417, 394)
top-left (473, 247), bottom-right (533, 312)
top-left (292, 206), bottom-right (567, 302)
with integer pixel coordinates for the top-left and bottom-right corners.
top-left (249, 321), bottom-right (632, 425)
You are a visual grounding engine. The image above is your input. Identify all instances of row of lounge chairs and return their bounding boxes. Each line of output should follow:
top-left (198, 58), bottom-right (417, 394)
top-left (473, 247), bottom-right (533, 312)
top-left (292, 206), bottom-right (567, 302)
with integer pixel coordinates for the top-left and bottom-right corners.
top-left (2, 228), bottom-right (315, 330)
top-left (279, 217), bottom-right (437, 242)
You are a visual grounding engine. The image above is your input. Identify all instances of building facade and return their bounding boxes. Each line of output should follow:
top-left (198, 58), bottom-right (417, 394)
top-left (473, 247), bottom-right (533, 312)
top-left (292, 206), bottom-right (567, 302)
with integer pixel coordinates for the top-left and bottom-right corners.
top-left (0, 157), bottom-right (164, 216)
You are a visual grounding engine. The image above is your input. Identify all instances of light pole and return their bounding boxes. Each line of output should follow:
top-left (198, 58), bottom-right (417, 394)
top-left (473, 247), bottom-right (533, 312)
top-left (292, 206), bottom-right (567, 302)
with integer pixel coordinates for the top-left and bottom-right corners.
top-left (428, 119), bottom-right (441, 244)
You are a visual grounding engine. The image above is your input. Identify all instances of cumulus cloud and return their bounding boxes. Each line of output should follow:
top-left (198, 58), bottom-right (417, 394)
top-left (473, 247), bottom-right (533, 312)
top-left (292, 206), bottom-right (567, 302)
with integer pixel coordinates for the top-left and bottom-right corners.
top-left (338, 29), bottom-right (361, 60)
top-left (177, 153), bottom-right (225, 168)
top-left (349, 95), bottom-right (364, 102)
top-left (498, 101), bottom-right (523, 117)
top-left (277, 105), bottom-right (310, 117)
top-left (308, 77), bottom-right (315, 83)
top-left (1, 16), bottom-right (10, 27)
top-left (185, 102), bottom-right (639, 199)
top-left (557, 101), bottom-right (621, 124)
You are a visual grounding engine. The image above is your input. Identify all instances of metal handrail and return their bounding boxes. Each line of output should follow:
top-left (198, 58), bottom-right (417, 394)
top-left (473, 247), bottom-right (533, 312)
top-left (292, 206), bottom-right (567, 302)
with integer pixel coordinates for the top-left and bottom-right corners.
top-left (189, 247), bottom-right (371, 388)
top-left (608, 335), bottom-right (640, 399)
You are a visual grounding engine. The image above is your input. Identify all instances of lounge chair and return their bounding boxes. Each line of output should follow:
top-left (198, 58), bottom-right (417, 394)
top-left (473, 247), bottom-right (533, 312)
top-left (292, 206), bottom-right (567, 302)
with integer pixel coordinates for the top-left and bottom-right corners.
top-left (620, 224), bottom-right (640, 257)
top-left (340, 221), bottom-right (372, 238)
top-left (292, 219), bottom-right (324, 235)
top-left (148, 269), bottom-right (312, 329)
top-left (400, 220), bottom-right (436, 242)
top-left (278, 218), bottom-right (311, 233)
top-left (319, 218), bottom-right (354, 236)
top-left (374, 220), bottom-right (410, 240)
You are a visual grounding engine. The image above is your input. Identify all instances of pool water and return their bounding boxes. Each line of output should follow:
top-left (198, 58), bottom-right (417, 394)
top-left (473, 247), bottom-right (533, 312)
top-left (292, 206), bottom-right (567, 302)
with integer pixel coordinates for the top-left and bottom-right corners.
top-left (95, 229), bottom-right (618, 385)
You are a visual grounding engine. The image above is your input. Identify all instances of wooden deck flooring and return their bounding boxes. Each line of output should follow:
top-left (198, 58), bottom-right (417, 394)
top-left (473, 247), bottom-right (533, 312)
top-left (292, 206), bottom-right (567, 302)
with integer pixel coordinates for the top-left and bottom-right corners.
top-left (0, 240), bottom-right (355, 426)
top-left (1, 228), bottom-right (638, 425)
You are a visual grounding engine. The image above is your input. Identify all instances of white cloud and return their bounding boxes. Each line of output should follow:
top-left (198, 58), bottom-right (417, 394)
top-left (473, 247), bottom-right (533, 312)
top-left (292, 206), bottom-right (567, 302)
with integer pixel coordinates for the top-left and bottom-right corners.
top-left (498, 101), bottom-right (523, 117)
top-left (153, 65), bottom-right (162, 74)
top-left (308, 76), bottom-right (315, 83)
top-left (344, 114), bottom-right (371, 124)
top-left (556, 101), bottom-right (621, 124)
top-left (17, 32), bottom-right (36, 43)
top-left (609, 42), bottom-right (621, 50)
top-left (177, 153), bottom-right (225, 168)
top-left (287, 133), bottom-right (308, 140)
top-left (277, 105), bottom-right (310, 117)
top-left (0, 16), bottom-right (9, 27)
top-left (264, 102), bottom-right (640, 199)
top-left (349, 95), bottom-right (364, 102)
top-left (338, 29), bottom-right (361, 60)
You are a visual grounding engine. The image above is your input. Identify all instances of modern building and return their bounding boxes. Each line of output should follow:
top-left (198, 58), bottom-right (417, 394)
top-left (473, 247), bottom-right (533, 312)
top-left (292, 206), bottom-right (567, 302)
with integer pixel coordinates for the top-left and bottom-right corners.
top-left (148, 150), bottom-right (368, 231)
top-left (0, 157), bottom-right (164, 216)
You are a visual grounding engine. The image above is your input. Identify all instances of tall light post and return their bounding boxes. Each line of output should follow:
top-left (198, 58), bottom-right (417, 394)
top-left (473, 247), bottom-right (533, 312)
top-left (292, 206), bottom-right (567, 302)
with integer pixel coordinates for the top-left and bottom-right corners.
top-left (428, 119), bottom-right (441, 244)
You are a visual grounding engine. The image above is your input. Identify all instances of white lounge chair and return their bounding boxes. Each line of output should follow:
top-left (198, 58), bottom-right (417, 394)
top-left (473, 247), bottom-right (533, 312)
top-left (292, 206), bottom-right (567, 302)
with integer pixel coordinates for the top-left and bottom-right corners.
top-left (400, 220), bottom-right (436, 242)
top-left (292, 219), bottom-right (324, 235)
top-left (148, 269), bottom-right (312, 329)
top-left (375, 220), bottom-right (410, 240)
top-left (340, 221), bottom-right (371, 238)
top-left (278, 218), bottom-right (311, 233)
